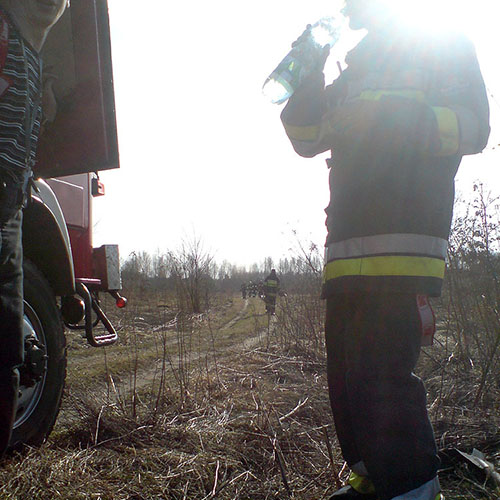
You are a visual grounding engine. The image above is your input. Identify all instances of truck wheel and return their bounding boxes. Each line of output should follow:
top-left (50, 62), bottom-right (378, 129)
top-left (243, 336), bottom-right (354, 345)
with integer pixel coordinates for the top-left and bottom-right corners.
top-left (10, 260), bottom-right (67, 447)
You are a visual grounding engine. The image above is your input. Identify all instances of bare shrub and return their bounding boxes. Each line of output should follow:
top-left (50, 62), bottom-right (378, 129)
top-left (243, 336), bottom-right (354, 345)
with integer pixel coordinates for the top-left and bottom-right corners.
top-left (442, 184), bottom-right (500, 408)
top-left (273, 241), bottom-right (325, 358)
top-left (167, 236), bottom-right (216, 314)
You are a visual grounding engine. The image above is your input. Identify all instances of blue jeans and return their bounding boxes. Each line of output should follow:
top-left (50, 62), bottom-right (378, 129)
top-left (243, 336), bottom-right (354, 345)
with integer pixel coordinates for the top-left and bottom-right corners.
top-left (325, 293), bottom-right (440, 500)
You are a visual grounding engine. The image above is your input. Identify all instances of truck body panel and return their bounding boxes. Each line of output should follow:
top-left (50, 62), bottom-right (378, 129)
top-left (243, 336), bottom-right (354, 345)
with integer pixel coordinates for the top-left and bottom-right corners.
top-left (47, 174), bottom-right (93, 281)
top-left (36, 0), bottom-right (119, 178)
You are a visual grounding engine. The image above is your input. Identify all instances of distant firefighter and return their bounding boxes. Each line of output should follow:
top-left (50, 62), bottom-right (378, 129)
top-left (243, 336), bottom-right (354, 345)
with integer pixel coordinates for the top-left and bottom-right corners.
top-left (263, 269), bottom-right (280, 315)
top-left (240, 282), bottom-right (247, 299)
top-left (248, 281), bottom-right (258, 297)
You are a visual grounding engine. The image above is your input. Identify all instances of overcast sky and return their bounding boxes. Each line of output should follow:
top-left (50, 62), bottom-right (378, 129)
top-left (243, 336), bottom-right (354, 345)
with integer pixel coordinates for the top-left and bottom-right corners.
top-left (92, 0), bottom-right (500, 268)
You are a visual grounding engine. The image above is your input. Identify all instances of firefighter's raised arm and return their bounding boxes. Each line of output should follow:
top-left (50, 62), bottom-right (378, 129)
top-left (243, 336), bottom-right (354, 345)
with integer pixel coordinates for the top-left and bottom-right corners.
top-left (280, 31), bottom-right (490, 160)
top-left (280, 72), bottom-right (351, 158)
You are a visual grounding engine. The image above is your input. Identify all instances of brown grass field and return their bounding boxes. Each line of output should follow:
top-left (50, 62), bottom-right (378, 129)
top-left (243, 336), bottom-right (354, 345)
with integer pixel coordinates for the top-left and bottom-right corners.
top-left (0, 290), bottom-right (498, 500)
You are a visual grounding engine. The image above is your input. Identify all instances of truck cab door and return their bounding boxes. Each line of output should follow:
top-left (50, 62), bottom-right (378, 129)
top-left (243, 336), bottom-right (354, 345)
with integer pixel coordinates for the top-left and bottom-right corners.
top-left (35, 0), bottom-right (119, 178)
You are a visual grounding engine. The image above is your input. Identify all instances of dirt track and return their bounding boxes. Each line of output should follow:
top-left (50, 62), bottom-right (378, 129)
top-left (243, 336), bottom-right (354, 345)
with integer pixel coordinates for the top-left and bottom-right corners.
top-left (63, 296), bottom-right (274, 400)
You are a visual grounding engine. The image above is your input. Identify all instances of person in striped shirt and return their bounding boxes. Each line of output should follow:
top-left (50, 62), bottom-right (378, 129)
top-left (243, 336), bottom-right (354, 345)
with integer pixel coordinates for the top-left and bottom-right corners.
top-left (0, 0), bottom-right (68, 457)
top-left (280, 0), bottom-right (489, 499)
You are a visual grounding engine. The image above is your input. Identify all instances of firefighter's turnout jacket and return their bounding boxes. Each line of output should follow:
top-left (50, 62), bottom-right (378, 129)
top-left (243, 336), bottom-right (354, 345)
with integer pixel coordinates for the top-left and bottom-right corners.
top-left (281, 27), bottom-right (490, 298)
top-left (264, 271), bottom-right (280, 298)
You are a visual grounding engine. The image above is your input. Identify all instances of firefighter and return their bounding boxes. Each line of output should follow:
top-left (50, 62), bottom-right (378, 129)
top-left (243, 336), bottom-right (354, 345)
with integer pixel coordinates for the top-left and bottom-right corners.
top-left (257, 279), bottom-right (265, 298)
top-left (280, 1), bottom-right (490, 499)
top-left (247, 280), bottom-right (255, 297)
top-left (241, 282), bottom-right (247, 299)
top-left (0, 0), bottom-right (68, 457)
top-left (263, 269), bottom-right (280, 315)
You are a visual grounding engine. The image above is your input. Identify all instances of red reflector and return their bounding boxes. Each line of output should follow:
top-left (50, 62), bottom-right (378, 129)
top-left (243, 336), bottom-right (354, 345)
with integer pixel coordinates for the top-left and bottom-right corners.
top-left (91, 177), bottom-right (105, 197)
top-left (116, 296), bottom-right (127, 308)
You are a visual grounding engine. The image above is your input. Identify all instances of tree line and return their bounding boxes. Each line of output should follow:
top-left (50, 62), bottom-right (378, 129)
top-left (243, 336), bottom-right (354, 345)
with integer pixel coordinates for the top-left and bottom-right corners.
top-left (120, 238), bottom-right (323, 313)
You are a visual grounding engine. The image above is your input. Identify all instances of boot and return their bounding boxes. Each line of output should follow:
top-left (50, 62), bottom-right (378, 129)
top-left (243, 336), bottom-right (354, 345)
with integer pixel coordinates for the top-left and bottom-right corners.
top-left (0, 368), bottom-right (19, 458)
top-left (330, 472), bottom-right (378, 499)
top-left (330, 484), bottom-right (378, 499)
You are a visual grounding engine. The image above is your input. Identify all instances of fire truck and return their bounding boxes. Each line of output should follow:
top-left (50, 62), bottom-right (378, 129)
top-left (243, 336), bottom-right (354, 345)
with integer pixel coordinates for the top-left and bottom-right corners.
top-left (10, 0), bottom-right (125, 447)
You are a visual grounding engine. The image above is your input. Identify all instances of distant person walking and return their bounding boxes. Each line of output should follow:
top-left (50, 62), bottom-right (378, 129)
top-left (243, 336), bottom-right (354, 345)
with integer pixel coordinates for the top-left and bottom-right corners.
top-left (263, 269), bottom-right (280, 315)
top-left (279, 0), bottom-right (490, 498)
top-left (0, 0), bottom-right (68, 457)
top-left (248, 281), bottom-right (257, 297)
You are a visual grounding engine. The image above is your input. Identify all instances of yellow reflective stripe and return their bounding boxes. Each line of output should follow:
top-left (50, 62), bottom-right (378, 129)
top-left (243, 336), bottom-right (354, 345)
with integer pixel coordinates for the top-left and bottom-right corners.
top-left (358, 89), bottom-right (426, 102)
top-left (348, 472), bottom-right (376, 495)
top-left (283, 122), bottom-right (321, 142)
top-left (324, 256), bottom-right (445, 281)
top-left (324, 258), bottom-right (362, 280)
top-left (432, 106), bottom-right (459, 156)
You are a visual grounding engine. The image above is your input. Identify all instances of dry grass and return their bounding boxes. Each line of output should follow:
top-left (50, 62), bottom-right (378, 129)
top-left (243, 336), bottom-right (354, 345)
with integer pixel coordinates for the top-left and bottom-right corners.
top-left (1, 300), bottom-right (338, 499)
top-left (0, 286), bottom-right (498, 499)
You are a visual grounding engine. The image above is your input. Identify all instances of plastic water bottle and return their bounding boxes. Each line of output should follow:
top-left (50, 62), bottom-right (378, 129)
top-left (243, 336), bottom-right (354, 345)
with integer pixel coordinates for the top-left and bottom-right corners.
top-left (262, 17), bottom-right (343, 105)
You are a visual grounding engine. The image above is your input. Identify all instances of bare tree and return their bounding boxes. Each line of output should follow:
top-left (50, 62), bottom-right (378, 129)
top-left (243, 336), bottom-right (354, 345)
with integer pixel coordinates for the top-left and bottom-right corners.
top-left (167, 236), bottom-right (215, 314)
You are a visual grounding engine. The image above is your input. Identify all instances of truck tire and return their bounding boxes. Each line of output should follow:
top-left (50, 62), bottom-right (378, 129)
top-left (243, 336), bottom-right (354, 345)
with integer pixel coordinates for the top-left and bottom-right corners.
top-left (10, 260), bottom-right (67, 447)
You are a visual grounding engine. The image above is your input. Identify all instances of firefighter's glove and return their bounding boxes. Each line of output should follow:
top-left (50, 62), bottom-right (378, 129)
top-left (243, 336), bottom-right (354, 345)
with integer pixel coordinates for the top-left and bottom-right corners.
top-left (292, 25), bottom-right (331, 73)
top-left (325, 96), bottom-right (441, 156)
top-left (292, 24), bottom-right (313, 48)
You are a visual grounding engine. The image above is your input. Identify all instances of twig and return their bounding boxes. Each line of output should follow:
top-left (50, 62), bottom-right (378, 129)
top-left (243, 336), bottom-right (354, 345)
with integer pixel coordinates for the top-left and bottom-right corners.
top-left (208, 470), bottom-right (257, 498)
top-left (182, 480), bottom-right (190, 500)
top-left (338, 461), bottom-right (348, 479)
top-left (88, 424), bottom-right (153, 449)
top-left (272, 437), bottom-right (292, 498)
top-left (264, 411), bottom-right (292, 498)
top-left (323, 427), bottom-right (342, 489)
top-left (211, 460), bottom-right (220, 497)
top-left (279, 397), bottom-right (309, 423)
top-left (94, 404), bottom-right (105, 445)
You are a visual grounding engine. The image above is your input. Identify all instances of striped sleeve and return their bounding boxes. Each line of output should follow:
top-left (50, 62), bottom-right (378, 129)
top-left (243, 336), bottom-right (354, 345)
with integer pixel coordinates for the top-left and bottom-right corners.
top-left (429, 34), bottom-right (490, 156)
top-left (280, 74), bottom-right (344, 158)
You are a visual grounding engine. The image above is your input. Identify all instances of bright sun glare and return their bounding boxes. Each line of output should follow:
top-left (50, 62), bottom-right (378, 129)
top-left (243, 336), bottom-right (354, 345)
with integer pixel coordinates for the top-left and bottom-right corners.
top-left (382, 0), bottom-right (473, 33)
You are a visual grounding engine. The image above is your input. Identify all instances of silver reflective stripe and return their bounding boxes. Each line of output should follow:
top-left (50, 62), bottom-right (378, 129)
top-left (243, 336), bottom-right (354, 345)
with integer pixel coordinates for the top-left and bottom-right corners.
top-left (326, 234), bottom-right (448, 262)
top-left (390, 476), bottom-right (441, 500)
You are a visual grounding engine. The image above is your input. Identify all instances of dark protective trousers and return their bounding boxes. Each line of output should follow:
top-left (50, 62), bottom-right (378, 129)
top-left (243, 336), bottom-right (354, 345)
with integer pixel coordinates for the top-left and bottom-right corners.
top-left (325, 293), bottom-right (440, 500)
top-left (0, 209), bottom-right (24, 369)
top-left (0, 209), bottom-right (24, 455)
